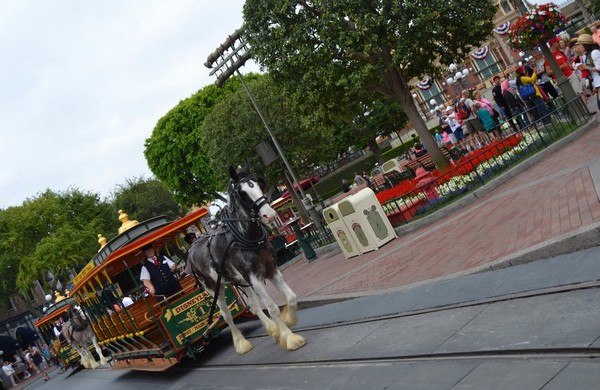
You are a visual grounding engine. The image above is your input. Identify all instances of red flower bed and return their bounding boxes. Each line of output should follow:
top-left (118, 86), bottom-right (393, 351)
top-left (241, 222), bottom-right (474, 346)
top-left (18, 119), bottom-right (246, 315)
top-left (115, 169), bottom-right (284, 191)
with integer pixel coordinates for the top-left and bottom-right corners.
top-left (376, 134), bottom-right (523, 204)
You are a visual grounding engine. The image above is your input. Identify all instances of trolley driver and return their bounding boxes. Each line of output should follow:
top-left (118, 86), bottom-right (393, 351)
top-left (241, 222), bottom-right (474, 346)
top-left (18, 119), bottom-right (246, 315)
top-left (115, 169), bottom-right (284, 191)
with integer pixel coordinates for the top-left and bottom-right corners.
top-left (139, 243), bottom-right (182, 297)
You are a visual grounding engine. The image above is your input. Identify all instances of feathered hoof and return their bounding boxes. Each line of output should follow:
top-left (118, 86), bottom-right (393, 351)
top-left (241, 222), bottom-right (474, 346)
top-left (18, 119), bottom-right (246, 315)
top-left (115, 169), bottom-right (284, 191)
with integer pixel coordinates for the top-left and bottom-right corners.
top-left (81, 358), bottom-right (91, 369)
top-left (89, 360), bottom-right (100, 369)
top-left (266, 322), bottom-right (279, 339)
top-left (280, 333), bottom-right (306, 351)
top-left (281, 306), bottom-right (297, 327)
top-left (100, 357), bottom-right (109, 366)
top-left (235, 338), bottom-right (253, 355)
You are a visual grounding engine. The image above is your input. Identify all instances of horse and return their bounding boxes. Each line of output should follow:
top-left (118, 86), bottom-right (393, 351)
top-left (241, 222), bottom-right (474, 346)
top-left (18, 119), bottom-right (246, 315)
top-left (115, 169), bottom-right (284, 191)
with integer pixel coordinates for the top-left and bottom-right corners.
top-left (62, 305), bottom-right (108, 369)
top-left (188, 163), bottom-right (306, 354)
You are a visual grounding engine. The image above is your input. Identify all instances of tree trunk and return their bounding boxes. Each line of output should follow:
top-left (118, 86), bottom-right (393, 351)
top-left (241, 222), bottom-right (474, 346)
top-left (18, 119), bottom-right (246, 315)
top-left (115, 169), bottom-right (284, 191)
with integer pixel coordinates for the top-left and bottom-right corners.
top-left (380, 54), bottom-right (449, 171)
top-left (367, 138), bottom-right (384, 164)
top-left (405, 103), bottom-right (449, 171)
top-left (394, 86), bottom-right (450, 171)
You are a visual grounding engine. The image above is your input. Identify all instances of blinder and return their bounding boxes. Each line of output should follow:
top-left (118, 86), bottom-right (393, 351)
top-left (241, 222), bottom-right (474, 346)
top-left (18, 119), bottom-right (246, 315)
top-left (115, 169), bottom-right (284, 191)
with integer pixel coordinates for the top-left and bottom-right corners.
top-left (233, 176), bottom-right (270, 216)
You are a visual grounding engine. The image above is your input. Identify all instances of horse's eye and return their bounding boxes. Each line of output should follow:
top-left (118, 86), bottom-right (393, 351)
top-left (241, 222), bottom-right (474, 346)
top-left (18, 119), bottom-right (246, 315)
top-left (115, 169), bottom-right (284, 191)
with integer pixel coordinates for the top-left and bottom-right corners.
top-left (247, 181), bottom-right (254, 188)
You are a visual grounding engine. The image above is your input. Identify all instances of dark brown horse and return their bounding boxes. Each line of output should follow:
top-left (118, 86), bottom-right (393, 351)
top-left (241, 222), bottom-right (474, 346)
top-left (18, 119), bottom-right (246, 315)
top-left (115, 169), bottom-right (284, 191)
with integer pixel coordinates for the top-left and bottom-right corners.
top-left (188, 164), bottom-right (305, 354)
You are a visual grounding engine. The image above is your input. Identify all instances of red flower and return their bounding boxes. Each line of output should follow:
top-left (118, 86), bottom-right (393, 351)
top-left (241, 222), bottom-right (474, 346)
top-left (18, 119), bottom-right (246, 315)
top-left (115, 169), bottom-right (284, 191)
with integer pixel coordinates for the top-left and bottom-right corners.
top-left (376, 134), bottom-right (526, 205)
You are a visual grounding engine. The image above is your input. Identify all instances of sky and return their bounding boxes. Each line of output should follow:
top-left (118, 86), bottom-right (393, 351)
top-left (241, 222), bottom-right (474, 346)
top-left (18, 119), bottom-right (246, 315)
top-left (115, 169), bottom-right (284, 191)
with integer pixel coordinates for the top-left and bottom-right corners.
top-left (0, 0), bottom-right (258, 209)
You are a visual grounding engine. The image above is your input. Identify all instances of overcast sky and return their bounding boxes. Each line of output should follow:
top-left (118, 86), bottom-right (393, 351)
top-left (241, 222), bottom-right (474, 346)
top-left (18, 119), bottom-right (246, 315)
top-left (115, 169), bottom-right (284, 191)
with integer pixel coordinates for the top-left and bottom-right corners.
top-left (0, 0), bottom-right (257, 209)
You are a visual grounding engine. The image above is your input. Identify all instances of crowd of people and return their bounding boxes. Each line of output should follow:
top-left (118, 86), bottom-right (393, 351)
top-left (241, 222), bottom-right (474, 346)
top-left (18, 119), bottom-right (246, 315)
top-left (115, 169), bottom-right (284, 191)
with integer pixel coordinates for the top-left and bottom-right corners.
top-left (1, 343), bottom-right (55, 387)
top-left (432, 31), bottom-right (599, 153)
top-left (336, 29), bottom-right (600, 196)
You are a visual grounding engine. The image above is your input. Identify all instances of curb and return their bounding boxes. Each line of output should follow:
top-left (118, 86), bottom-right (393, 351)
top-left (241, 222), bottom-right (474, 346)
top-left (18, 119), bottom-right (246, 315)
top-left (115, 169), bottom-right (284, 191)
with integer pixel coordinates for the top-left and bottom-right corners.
top-left (295, 118), bottom-right (600, 309)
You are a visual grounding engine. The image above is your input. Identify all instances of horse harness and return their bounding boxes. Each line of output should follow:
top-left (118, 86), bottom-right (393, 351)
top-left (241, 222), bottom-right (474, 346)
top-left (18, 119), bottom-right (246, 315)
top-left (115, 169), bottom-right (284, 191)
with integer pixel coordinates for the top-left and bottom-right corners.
top-left (198, 177), bottom-right (271, 339)
top-left (67, 309), bottom-right (90, 347)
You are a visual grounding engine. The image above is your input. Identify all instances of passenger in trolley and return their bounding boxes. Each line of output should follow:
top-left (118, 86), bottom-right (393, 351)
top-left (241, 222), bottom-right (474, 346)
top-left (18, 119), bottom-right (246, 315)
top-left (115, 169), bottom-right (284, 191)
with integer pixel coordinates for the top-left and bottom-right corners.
top-left (139, 243), bottom-right (182, 298)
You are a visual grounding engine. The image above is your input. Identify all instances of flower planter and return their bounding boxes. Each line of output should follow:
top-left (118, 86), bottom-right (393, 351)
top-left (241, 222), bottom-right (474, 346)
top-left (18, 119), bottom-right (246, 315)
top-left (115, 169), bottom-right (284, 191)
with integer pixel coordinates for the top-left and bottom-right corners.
top-left (386, 199), bottom-right (426, 225)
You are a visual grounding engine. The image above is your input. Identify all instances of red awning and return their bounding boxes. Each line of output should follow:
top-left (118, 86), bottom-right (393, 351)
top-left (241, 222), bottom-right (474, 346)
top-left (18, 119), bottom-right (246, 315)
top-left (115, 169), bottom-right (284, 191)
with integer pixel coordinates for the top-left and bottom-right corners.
top-left (280, 176), bottom-right (319, 199)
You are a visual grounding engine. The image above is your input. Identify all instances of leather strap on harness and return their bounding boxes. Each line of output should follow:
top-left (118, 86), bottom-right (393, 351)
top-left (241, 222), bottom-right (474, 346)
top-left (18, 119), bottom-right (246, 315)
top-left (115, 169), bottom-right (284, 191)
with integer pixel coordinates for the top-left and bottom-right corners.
top-left (200, 207), bottom-right (268, 342)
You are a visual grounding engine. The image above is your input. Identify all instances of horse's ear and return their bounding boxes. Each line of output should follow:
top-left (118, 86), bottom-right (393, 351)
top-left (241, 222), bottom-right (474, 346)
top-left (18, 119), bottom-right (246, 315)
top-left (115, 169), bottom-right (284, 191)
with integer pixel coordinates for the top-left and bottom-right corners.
top-left (228, 165), bottom-right (238, 181)
top-left (241, 160), bottom-right (250, 174)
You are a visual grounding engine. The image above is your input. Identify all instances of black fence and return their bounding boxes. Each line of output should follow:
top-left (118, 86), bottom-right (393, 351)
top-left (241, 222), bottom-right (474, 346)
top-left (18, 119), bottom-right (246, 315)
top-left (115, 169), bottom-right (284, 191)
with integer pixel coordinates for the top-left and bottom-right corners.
top-left (380, 95), bottom-right (592, 226)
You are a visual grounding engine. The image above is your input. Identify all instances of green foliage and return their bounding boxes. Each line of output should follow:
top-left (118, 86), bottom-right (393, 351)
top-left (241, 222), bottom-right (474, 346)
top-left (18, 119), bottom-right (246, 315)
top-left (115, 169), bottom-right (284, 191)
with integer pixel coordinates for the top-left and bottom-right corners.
top-left (0, 189), bottom-right (116, 303)
top-left (111, 177), bottom-right (186, 222)
top-left (144, 76), bottom-right (259, 207)
top-left (336, 96), bottom-right (409, 154)
top-left (243, 0), bottom-right (496, 170)
top-left (201, 74), bottom-right (341, 186)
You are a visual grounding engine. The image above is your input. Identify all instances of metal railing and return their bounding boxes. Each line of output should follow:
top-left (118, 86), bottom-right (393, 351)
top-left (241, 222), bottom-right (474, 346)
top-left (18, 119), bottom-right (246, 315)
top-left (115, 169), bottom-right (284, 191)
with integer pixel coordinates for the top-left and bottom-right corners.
top-left (379, 95), bottom-right (592, 226)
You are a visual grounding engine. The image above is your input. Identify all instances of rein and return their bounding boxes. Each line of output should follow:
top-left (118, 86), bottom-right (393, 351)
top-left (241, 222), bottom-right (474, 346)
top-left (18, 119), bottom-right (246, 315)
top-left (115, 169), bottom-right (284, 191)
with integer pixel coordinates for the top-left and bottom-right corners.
top-left (67, 309), bottom-right (90, 347)
top-left (200, 178), bottom-right (270, 341)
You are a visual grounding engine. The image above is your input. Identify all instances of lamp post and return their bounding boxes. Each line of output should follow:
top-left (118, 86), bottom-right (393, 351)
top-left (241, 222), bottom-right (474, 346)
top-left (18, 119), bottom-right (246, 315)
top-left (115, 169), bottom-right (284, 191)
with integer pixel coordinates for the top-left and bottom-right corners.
top-left (204, 29), bottom-right (322, 252)
top-left (447, 66), bottom-right (470, 94)
top-left (539, 43), bottom-right (586, 120)
top-left (411, 93), bottom-right (427, 119)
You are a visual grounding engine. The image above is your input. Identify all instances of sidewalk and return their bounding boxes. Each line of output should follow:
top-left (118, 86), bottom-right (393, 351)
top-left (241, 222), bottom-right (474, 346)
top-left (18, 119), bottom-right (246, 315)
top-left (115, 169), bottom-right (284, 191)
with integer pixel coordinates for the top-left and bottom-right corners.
top-left (268, 116), bottom-right (600, 306)
top-left (9, 364), bottom-right (59, 390)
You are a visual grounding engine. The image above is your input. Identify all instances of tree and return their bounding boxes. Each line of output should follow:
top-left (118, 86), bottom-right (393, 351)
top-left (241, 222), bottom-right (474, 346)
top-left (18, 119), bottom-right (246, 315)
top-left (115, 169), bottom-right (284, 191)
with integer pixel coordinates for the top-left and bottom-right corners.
top-left (111, 177), bottom-right (186, 222)
top-left (0, 189), bottom-right (116, 302)
top-left (144, 75), bottom-right (261, 207)
top-left (243, 0), bottom-right (496, 171)
top-left (339, 96), bottom-right (408, 164)
top-left (201, 73), bottom-right (341, 186)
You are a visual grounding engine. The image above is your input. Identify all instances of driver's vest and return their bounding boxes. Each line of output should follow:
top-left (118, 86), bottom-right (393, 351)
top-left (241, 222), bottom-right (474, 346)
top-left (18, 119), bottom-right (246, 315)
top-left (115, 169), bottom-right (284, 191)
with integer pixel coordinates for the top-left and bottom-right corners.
top-left (143, 256), bottom-right (181, 296)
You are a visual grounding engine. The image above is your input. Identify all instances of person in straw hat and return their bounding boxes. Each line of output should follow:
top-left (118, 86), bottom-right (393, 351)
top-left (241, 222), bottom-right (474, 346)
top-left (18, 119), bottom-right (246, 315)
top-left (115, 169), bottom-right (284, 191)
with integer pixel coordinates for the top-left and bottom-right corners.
top-left (575, 33), bottom-right (600, 111)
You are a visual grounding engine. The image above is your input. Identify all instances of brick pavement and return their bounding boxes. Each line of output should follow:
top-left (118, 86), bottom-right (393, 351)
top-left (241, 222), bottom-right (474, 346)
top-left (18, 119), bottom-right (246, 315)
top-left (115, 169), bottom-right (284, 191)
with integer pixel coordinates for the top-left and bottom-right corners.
top-left (267, 121), bottom-right (600, 305)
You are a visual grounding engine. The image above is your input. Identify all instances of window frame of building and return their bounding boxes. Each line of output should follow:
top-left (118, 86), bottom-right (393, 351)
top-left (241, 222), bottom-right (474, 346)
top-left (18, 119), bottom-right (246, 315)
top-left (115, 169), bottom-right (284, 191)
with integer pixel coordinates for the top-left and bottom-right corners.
top-left (500, 0), bottom-right (512, 14)
top-left (418, 82), bottom-right (445, 108)
top-left (473, 51), bottom-right (501, 80)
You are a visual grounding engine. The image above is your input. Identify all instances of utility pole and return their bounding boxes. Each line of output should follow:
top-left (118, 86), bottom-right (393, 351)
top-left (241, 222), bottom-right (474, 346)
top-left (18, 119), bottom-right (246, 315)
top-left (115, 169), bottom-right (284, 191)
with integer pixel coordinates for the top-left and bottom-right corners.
top-left (204, 29), bottom-right (323, 231)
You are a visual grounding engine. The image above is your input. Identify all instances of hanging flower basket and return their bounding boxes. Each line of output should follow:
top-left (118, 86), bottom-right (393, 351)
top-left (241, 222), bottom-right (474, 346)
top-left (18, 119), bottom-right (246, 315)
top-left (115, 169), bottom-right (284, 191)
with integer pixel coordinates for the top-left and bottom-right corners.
top-left (507, 3), bottom-right (567, 51)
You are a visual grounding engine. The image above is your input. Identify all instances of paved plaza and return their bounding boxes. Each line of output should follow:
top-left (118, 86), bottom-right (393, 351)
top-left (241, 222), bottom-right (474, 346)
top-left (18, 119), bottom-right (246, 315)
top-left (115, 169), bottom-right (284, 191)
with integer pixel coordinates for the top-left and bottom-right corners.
top-left (268, 116), bottom-right (600, 305)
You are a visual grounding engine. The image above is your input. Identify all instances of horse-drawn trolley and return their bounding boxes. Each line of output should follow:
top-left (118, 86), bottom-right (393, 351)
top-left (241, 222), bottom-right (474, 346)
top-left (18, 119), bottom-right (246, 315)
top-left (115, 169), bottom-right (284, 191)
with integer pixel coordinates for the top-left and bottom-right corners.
top-left (34, 296), bottom-right (81, 369)
top-left (67, 208), bottom-right (249, 371)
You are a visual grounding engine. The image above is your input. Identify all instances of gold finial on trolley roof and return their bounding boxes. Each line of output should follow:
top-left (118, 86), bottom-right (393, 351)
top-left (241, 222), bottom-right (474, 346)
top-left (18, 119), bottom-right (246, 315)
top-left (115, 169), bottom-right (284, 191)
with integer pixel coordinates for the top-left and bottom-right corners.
top-left (117, 210), bottom-right (139, 234)
top-left (97, 234), bottom-right (107, 251)
top-left (54, 290), bottom-right (66, 303)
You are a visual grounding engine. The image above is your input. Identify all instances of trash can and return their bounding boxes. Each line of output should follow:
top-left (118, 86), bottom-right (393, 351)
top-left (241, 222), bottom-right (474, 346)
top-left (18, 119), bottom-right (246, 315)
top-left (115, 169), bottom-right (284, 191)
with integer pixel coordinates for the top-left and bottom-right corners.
top-left (341, 187), bottom-right (397, 249)
top-left (322, 204), bottom-right (361, 259)
top-left (382, 158), bottom-right (403, 174)
top-left (338, 198), bottom-right (379, 254)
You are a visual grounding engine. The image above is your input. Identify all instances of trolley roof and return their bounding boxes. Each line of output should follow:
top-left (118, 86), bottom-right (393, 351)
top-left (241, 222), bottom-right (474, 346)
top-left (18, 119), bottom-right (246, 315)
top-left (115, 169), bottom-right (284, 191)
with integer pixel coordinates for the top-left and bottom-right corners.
top-left (69, 208), bottom-right (209, 295)
top-left (34, 297), bottom-right (75, 328)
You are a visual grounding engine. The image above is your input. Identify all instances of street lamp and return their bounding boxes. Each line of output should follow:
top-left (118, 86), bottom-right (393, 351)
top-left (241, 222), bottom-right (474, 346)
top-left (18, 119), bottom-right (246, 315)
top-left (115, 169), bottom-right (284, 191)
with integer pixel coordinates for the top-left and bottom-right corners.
top-left (204, 28), bottom-right (322, 233)
top-left (454, 69), bottom-right (470, 90)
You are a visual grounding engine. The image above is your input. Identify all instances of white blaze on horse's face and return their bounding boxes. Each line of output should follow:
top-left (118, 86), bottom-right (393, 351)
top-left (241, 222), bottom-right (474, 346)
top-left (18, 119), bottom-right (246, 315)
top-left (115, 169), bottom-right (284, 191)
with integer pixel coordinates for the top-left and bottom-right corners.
top-left (240, 179), bottom-right (277, 223)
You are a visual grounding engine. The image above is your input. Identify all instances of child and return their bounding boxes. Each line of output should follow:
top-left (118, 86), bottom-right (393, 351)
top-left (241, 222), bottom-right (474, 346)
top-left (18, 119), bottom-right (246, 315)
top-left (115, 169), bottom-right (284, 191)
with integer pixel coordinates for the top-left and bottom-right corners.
top-left (434, 130), bottom-right (444, 147)
top-left (473, 102), bottom-right (500, 141)
top-left (442, 131), bottom-right (452, 147)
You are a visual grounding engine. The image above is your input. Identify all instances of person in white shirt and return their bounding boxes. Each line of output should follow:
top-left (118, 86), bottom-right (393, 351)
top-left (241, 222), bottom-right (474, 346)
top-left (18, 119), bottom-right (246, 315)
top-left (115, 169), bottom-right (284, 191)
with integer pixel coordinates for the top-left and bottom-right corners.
top-left (139, 244), bottom-right (181, 297)
top-left (2, 360), bottom-right (17, 386)
top-left (444, 106), bottom-right (462, 144)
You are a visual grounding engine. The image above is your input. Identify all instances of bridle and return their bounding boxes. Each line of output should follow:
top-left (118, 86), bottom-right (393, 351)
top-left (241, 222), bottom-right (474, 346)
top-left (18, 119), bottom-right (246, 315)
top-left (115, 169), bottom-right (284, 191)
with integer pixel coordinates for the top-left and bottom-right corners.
top-left (227, 176), bottom-right (270, 220)
top-left (199, 175), bottom-right (272, 338)
top-left (68, 307), bottom-right (89, 333)
top-left (217, 176), bottom-right (270, 250)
